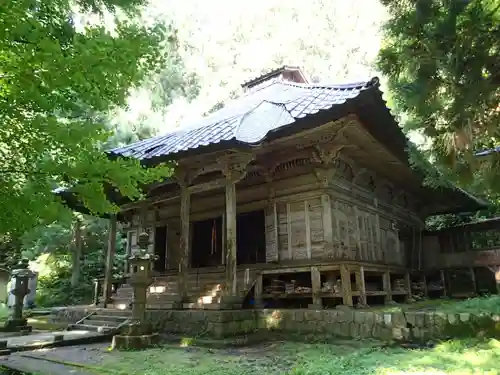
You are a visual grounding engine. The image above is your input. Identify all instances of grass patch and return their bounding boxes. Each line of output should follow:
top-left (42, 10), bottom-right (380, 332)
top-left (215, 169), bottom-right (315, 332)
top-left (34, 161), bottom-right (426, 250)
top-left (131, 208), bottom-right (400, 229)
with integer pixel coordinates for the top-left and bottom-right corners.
top-left (87, 338), bottom-right (500, 375)
top-left (367, 295), bottom-right (500, 315)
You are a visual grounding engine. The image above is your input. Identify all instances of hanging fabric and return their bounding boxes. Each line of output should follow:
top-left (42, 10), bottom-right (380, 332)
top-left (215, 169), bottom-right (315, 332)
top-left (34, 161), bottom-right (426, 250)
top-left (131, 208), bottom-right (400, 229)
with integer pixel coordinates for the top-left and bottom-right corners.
top-left (211, 219), bottom-right (216, 255)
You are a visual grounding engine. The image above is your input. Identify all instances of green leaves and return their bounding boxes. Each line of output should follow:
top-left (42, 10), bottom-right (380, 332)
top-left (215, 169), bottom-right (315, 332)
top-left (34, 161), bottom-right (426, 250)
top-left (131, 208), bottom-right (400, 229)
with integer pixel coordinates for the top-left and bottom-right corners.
top-left (0, 0), bottom-right (172, 236)
top-left (377, 0), bottom-right (500, 192)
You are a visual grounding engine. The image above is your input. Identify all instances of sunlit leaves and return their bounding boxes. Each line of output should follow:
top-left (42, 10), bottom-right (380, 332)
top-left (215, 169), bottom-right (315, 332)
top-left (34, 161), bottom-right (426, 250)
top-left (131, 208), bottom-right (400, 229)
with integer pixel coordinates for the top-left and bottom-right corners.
top-left (377, 0), bottom-right (500, 190)
top-left (0, 0), bottom-right (172, 235)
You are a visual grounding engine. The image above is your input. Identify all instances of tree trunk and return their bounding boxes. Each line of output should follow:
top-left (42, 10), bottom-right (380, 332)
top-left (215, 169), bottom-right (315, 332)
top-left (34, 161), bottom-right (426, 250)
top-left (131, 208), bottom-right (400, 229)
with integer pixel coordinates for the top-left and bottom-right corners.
top-left (71, 218), bottom-right (83, 288)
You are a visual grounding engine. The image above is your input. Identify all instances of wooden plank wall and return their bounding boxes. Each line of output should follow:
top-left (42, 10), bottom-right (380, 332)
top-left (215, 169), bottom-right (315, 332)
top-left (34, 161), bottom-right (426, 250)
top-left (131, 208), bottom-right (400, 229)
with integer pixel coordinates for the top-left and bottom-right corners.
top-left (126, 165), bottom-right (422, 269)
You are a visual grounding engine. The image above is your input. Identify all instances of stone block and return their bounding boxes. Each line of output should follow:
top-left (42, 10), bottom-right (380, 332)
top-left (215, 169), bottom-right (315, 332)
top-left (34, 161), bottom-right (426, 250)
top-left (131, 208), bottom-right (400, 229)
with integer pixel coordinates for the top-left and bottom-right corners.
top-left (391, 312), bottom-right (406, 328)
top-left (365, 312), bottom-right (375, 326)
top-left (425, 312), bottom-right (435, 327)
top-left (340, 322), bottom-right (350, 337)
top-left (338, 309), bottom-right (354, 323)
top-left (354, 311), bottom-right (366, 324)
top-left (447, 313), bottom-right (458, 325)
top-left (359, 323), bottom-right (372, 338)
top-left (374, 313), bottom-right (384, 324)
top-left (414, 312), bottom-right (426, 328)
top-left (391, 327), bottom-right (410, 341)
top-left (349, 322), bottom-right (360, 338)
top-left (324, 310), bottom-right (338, 323)
top-left (460, 313), bottom-right (471, 323)
top-left (383, 314), bottom-right (392, 326)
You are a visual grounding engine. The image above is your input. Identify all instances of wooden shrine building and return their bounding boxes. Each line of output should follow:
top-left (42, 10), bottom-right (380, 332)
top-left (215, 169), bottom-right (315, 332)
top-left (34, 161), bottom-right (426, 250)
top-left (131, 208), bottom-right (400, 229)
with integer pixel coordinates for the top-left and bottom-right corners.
top-left (63, 66), bottom-right (488, 310)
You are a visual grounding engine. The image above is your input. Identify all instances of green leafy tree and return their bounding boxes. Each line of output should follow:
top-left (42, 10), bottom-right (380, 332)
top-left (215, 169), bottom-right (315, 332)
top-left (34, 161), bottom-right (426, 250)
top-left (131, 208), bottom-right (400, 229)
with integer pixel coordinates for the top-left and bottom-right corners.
top-left (0, 0), bottom-right (173, 237)
top-left (377, 0), bottom-right (500, 188)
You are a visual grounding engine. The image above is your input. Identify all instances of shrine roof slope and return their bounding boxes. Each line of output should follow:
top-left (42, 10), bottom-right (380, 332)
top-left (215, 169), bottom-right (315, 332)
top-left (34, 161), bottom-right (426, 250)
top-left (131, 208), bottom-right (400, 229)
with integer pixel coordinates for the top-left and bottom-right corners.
top-left (108, 78), bottom-right (379, 163)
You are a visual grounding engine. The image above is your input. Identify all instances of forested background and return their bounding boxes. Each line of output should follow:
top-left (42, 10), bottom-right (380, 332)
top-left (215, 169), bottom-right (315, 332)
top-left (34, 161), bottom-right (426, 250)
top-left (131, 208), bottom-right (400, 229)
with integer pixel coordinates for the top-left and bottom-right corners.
top-left (1, 0), bottom-right (498, 307)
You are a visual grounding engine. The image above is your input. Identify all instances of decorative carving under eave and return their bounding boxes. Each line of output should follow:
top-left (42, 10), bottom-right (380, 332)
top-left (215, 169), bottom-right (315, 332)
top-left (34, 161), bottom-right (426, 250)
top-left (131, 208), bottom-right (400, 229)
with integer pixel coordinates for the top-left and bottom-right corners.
top-left (353, 168), bottom-right (376, 192)
top-left (218, 152), bottom-right (255, 183)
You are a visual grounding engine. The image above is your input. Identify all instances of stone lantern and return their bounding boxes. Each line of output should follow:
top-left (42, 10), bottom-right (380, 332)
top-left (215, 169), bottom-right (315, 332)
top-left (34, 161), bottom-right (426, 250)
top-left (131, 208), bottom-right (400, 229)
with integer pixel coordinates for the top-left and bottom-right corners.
top-left (112, 231), bottom-right (159, 350)
top-left (4, 259), bottom-right (35, 332)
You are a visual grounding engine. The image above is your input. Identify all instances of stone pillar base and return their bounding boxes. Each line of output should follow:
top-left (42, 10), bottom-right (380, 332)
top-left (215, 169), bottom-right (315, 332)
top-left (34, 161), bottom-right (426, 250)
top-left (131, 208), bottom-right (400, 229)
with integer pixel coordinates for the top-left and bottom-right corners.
top-left (111, 333), bottom-right (160, 350)
top-left (219, 296), bottom-right (243, 310)
top-left (2, 318), bottom-right (31, 333)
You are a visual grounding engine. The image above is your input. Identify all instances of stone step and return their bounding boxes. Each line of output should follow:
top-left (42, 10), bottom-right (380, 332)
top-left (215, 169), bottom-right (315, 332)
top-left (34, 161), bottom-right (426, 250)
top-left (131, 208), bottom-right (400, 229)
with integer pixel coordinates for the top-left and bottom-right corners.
top-left (82, 320), bottom-right (121, 327)
top-left (87, 314), bottom-right (129, 323)
top-left (68, 324), bottom-right (113, 333)
top-left (96, 309), bottom-right (131, 317)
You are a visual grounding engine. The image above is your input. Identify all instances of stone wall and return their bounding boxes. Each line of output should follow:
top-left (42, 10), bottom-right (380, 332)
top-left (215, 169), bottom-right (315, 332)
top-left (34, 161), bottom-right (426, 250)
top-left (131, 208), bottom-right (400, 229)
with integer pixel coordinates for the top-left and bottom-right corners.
top-left (52, 307), bottom-right (500, 342)
top-left (259, 309), bottom-right (500, 342)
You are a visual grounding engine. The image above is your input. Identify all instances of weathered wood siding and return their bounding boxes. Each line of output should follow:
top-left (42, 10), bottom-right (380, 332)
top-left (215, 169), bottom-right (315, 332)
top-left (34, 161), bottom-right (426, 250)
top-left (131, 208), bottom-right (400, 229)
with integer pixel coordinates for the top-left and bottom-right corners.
top-left (126, 158), bottom-right (423, 268)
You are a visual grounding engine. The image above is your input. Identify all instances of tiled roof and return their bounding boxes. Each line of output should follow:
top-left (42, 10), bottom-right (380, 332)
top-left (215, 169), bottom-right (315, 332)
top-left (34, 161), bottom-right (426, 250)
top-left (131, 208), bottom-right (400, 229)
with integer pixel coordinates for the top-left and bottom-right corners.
top-left (108, 78), bottom-right (379, 162)
top-left (476, 147), bottom-right (500, 156)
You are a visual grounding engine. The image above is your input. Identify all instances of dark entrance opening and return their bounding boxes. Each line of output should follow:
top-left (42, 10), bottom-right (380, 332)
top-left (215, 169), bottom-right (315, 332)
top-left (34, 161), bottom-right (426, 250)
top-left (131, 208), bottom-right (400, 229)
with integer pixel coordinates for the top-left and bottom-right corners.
top-left (154, 226), bottom-right (167, 273)
top-left (191, 217), bottom-right (223, 268)
top-left (237, 210), bottom-right (266, 265)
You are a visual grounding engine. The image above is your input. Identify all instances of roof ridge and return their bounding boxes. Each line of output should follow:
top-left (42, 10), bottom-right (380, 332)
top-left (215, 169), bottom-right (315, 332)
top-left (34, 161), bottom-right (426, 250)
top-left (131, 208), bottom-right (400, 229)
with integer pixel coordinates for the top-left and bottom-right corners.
top-left (280, 76), bottom-right (379, 90)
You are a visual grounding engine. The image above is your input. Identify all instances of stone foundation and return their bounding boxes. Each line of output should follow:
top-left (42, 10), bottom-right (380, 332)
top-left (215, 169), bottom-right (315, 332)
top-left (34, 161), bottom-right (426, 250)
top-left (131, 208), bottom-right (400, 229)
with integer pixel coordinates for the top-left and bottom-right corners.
top-left (52, 307), bottom-right (500, 342)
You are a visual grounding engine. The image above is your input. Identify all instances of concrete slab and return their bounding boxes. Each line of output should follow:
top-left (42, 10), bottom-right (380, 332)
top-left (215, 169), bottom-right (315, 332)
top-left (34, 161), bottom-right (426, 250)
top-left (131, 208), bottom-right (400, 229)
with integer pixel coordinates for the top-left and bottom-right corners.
top-left (0, 343), bottom-right (110, 375)
top-left (4, 330), bottom-right (102, 348)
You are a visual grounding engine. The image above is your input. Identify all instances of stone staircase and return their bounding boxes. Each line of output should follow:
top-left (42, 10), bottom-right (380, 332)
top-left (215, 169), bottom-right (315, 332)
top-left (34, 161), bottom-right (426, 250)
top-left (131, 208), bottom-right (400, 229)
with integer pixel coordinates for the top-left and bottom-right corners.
top-left (67, 309), bottom-right (131, 334)
top-left (109, 267), bottom-right (258, 310)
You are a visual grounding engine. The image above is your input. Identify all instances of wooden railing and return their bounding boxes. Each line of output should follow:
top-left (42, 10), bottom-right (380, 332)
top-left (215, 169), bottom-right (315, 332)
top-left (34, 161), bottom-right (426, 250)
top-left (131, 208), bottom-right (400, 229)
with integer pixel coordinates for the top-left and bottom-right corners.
top-left (92, 276), bottom-right (126, 306)
top-left (441, 248), bottom-right (500, 268)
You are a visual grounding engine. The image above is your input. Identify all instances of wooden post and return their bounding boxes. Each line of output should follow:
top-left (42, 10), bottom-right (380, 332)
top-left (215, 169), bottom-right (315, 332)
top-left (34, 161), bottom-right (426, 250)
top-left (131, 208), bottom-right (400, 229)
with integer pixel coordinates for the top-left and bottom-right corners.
top-left (355, 266), bottom-right (367, 307)
top-left (286, 203), bottom-right (292, 260)
top-left (321, 194), bottom-right (334, 255)
top-left (71, 217), bottom-right (83, 288)
top-left (178, 186), bottom-right (190, 300)
top-left (373, 198), bottom-right (382, 261)
top-left (422, 274), bottom-right (428, 297)
top-left (340, 264), bottom-right (353, 307)
top-left (254, 273), bottom-right (263, 307)
top-left (404, 271), bottom-right (413, 301)
top-left (470, 267), bottom-right (477, 295)
top-left (440, 269), bottom-right (447, 297)
top-left (382, 271), bottom-right (392, 304)
top-left (304, 201), bottom-right (312, 259)
top-left (353, 206), bottom-right (362, 260)
top-left (225, 179), bottom-right (237, 296)
top-left (103, 214), bottom-right (117, 307)
top-left (310, 266), bottom-right (322, 308)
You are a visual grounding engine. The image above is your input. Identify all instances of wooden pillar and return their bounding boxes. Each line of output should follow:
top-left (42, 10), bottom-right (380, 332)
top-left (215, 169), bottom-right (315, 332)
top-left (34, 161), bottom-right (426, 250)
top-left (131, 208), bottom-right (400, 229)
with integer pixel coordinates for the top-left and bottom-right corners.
top-left (340, 264), bottom-right (353, 307)
top-left (373, 198), bottom-right (382, 261)
top-left (310, 266), bottom-right (322, 308)
top-left (382, 270), bottom-right (392, 304)
top-left (71, 218), bottom-right (83, 288)
top-left (404, 271), bottom-right (413, 301)
top-left (103, 214), bottom-right (117, 307)
top-left (355, 266), bottom-right (367, 307)
top-left (225, 178), bottom-right (238, 296)
top-left (286, 203), bottom-right (292, 260)
top-left (254, 273), bottom-right (263, 307)
top-left (304, 201), bottom-right (312, 259)
top-left (422, 274), bottom-right (428, 297)
top-left (220, 155), bottom-right (251, 303)
top-left (470, 267), bottom-right (477, 295)
top-left (440, 269), bottom-right (447, 297)
top-left (178, 185), bottom-right (190, 300)
top-left (321, 194), bottom-right (334, 255)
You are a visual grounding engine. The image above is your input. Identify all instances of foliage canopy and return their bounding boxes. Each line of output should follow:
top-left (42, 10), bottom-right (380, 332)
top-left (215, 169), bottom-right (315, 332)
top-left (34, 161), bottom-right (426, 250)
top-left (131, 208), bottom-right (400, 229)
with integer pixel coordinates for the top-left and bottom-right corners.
top-left (0, 0), bottom-right (174, 236)
top-left (377, 0), bottom-right (500, 189)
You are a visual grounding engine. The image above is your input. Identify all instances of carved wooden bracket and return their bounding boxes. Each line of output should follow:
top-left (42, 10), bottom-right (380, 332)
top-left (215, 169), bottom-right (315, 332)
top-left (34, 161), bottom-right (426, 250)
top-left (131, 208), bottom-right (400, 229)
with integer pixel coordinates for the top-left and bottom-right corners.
top-left (311, 144), bottom-right (345, 166)
top-left (218, 152), bottom-right (255, 183)
top-left (313, 167), bottom-right (334, 187)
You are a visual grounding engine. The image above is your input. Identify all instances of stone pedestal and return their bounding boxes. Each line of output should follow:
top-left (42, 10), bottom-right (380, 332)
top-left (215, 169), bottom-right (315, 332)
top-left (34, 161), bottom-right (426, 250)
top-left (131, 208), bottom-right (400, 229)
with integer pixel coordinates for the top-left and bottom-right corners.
top-left (112, 232), bottom-right (159, 351)
top-left (112, 321), bottom-right (160, 350)
top-left (3, 259), bottom-right (34, 333)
